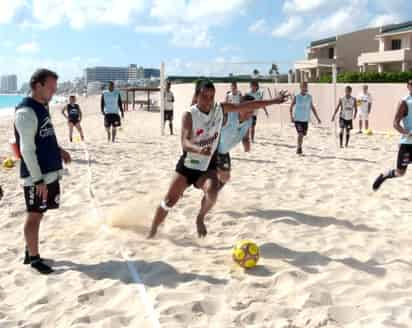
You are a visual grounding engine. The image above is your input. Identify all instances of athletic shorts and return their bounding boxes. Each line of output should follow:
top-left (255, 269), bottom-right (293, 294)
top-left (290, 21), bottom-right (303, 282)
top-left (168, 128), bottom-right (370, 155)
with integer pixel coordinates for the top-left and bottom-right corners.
top-left (175, 153), bottom-right (218, 187)
top-left (217, 153), bottom-right (231, 171)
top-left (68, 118), bottom-right (80, 125)
top-left (252, 116), bottom-right (257, 126)
top-left (164, 110), bottom-right (173, 122)
top-left (104, 114), bottom-right (121, 128)
top-left (397, 144), bottom-right (412, 170)
top-left (359, 111), bottom-right (369, 120)
top-left (24, 180), bottom-right (60, 213)
top-left (295, 121), bottom-right (309, 136)
top-left (339, 118), bottom-right (353, 130)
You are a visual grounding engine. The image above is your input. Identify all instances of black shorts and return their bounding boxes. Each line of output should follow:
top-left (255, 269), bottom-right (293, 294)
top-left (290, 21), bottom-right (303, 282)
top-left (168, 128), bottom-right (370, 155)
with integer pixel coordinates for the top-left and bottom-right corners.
top-left (175, 153), bottom-right (218, 187)
top-left (217, 153), bottom-right (231, 171)
top-left (24, 180), bottom-right (60, 213)
top-left (68, 118), bottom-right (80, 125)
top-left (104, 114), bottom-right (121, 128)
top-left (164, 110), bottom-right (173, 122)
top-left (295, 121), bottom-right (308, 136)
top-left (339, 118), bottom-right (353, 130)
top-left (252, 116), bottom-right (257, 126)
top-left (397, 144), bottom-right (412, 170)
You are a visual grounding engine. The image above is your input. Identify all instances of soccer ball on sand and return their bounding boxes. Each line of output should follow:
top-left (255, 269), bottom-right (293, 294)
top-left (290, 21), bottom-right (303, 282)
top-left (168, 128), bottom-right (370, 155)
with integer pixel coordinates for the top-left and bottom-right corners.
top-left (232, 240), bottom-right (260, 269)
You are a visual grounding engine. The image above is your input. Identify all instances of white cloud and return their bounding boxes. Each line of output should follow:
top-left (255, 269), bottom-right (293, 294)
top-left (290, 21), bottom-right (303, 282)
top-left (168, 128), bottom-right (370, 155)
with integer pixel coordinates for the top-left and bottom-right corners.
top-left (369, 14), bottom-right (403, 28)
top-left (272, 16), bottom-right (303, 38)
top-left (170, 26), bottom-right (212, 48)
top-left (135, 24), bottom-right (174, 34)
top-left (16, 41), bottom-right (40, 54)
top-left (249, 19), bottom-right (267, 34)
top-left (0, 0), bottom-right (26, 24)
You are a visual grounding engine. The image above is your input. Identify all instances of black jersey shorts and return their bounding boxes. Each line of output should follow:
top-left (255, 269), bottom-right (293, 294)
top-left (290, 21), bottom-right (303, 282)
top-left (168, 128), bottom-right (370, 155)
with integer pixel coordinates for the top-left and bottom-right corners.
top-left (24, 180), bottom-right (60, 213)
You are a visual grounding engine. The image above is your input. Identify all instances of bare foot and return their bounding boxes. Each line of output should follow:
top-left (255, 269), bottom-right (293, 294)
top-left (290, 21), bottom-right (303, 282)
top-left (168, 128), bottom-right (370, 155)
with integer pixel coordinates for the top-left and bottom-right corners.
top-left (196, 217), bottom-right (207, 238)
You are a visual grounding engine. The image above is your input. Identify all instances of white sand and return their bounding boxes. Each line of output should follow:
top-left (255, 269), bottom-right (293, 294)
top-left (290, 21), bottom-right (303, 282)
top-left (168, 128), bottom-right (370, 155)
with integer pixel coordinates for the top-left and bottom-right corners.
top-left (1, 94), bottom-right (412, 327)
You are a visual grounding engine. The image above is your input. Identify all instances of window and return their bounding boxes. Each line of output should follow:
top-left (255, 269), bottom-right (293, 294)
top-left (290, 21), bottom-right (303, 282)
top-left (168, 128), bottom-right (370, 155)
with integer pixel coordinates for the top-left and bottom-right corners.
top-left (391, 39), bottom-right (402, 50)
top-left (328, 47), bottom-right (335, 59)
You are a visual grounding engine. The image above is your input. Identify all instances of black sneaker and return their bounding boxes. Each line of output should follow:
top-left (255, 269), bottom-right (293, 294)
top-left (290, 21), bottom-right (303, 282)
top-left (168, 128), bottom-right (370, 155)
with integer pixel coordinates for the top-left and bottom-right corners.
top-left (24, 250), bottom-right (44, 265)
top-left (372, 174), bottom-right (386, 191)
top-left (31, 259), bottom-right (54, 274)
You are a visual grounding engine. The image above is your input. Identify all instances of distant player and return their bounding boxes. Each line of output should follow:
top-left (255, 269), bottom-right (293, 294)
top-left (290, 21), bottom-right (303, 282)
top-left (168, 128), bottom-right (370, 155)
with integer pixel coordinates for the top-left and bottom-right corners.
top-left (372, 80), bottom-right (412, 191)
top-left (332, 86), bottom-right (357, 148)
top-left (246, 80), bottom-right (269, 143)
top-left (289, 82), bottom-right (321, 155)
top-left (357, 85), bottom-right (373, 133)
top-left (62, 95), bottom-right (84, 142)
top-left (164, 81), bottom-right (175, 135)
top-left (101, 81), bottom-right (124, 143)
top-left (226, 81), bottom-right (242, 104)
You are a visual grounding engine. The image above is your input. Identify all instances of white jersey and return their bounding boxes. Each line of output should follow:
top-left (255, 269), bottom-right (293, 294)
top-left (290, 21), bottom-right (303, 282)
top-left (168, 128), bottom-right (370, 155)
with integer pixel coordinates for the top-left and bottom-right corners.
top-left (165, 90), bottom-right (174, 111)
top-left (340, 96), bottom-right (356, 120)
top-left (184, 103), bottom-right (224, 171)
top-left (247, 90), bottom-right (264, 116)
top-left (226, 91), bottom-right (242, 104)
top-left (357, 92), bottom-right (372, 114)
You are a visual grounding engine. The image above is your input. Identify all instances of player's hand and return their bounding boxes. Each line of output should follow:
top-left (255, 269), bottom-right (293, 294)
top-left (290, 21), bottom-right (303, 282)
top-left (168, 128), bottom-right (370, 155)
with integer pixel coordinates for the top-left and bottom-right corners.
top-left (36, 183), bottom-right (48, 201)
top-left (331, 116), bottom-right (335, 122)
top-left (60, 149), bottom-right (72, 164)
top-left (278, 90), bottom-right (289, 103)
top-left (199, 146), bottom-right (212, 156)
top-left (290, 116), bottom-right (295, 123)
top-left (243, 142), bottom-right (251, 152)
top-left (318, 119), bottom-right (322, 124)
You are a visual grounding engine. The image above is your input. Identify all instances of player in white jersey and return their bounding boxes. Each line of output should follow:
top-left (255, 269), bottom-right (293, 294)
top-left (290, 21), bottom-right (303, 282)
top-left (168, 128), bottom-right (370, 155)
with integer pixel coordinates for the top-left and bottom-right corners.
top-left (357, 85), bottom-right (373, 133)
top-left (148, 80), bottom-right (288, 238)
top-left (164, 81), bottom-right (175, 135)
top-left (246, 80), bottom-right (269, 143)
top-left (332, 86), bottom-right (357, 148)
top-left (226, 81), bottom-right (242, 104)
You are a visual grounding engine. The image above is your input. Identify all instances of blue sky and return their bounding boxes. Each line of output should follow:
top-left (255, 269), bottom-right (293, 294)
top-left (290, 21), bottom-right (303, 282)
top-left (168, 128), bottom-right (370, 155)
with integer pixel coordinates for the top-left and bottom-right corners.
top-left (0, 0), bottom-right (411, 85)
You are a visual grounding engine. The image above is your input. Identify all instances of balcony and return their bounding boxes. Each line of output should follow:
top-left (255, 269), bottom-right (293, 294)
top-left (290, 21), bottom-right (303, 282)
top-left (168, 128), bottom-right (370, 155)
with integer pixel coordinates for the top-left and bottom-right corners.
top-left (294, 58), bottom-right (336, 70)
top-left (358, 48), bottom-right (412, 65)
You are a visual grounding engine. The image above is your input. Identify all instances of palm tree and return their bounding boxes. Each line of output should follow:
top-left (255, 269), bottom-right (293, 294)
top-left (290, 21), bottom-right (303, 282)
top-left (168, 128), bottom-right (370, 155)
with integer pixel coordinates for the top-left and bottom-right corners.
top-left (252, 69), bottom-right (260, 78)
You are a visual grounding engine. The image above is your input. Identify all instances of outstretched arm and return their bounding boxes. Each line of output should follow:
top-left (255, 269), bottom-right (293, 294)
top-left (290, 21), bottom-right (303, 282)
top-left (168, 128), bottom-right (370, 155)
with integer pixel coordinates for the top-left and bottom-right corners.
top-left (100, 95), bottom-right (105, 115)
top-left (353, 98), bottom-right (358, 120)
top-left (62, 105), bottom-right (68, 118)
top-left (118, 95), bottom-right (124, 118)
top-left (222, 91), bottom-right (288, 114)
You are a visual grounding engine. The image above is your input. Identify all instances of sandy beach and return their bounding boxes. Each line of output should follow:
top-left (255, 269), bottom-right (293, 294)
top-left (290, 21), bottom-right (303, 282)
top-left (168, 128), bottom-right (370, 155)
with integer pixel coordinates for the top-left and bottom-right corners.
top-left (1, 91), bottom-right (412, 328)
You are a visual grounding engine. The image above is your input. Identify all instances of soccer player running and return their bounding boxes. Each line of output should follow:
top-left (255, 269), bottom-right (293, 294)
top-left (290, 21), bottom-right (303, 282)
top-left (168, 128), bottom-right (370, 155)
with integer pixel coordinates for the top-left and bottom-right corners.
top-left (332, 86), bottom-right (357, 148)
top-left (101, 81), bottom-right (124, 143)
top-left (62, 95), bottom-right (85, 142)
top-left (164, 81), bottom-right (175, 135)
top-left (372, 80), bottom-right (412, 191)
top-left (246, 80), bottom-right (269, 143)
top-left (14, 69), bottom-right (71, 274)
top-left (357, 84), bottom-right (373, 133)
top-left (148, 80), bottom-right (288, 238)
top-left (289, 82), bottom-right (322, 155)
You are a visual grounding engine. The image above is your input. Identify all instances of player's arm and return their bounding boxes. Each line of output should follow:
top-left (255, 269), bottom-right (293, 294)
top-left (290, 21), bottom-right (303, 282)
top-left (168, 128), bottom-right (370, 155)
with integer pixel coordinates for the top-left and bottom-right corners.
top-left (331, 100), bottom-right (342, 121)
top-left (311, 102), bottom-right (321, 124)
top-left (118, 95), bottom-right (124, 118)
top-left (100, 95), bottom-right (105, 115)
top-left (222, 91), bottom-right (288, 114)
top-left (242, 133), bottom-right (251, 152)
top-left (368, 96), bottom-right (372, 114)
top-left (181, 112), bottom-right (210, 155)
top-left (263, 107), bottom-right (269, 117)
top-left (394, 100), bottom-right (409, 135)
top-left (78, 106), bottom-right (83, 121)
top-left (62, 105), bottom-right (68, 118)
top-left (289, 96), bottom-right (296, 122)
top-left (353, 98), bottom-right (358, 119)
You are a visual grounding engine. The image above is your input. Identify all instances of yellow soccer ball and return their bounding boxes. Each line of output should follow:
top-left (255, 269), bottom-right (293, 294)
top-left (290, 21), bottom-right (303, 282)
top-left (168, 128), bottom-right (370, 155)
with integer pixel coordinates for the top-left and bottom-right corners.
top-left (365, 128), bottom-right (373, 136)
top-left (232, 240), bottom-right (260, 269)
top-left (2, 158), bottom-right (14, 169)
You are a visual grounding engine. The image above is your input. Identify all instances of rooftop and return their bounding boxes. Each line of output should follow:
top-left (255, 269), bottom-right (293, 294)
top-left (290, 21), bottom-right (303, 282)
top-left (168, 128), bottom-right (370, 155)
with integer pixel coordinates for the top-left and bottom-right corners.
top-left (309, 36), bottom-right (337, 48)
top-left (381, 21), bottom-right (412, 35)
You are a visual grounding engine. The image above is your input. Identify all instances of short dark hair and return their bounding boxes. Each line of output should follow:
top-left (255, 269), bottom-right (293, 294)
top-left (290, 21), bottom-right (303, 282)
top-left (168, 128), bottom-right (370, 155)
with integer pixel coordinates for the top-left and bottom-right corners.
top-left (346, 85), bottom-right (352, 91)
top-left (108, 81), bottom-right (114, 86)
top-left (198, 80), bottom-right (215, 92)
top-left (408, 80), bottom-right (412, 85)
top-left (30, 69), bottom-right (58, 90)
top-left (231, 81), bottom-right (238, 86)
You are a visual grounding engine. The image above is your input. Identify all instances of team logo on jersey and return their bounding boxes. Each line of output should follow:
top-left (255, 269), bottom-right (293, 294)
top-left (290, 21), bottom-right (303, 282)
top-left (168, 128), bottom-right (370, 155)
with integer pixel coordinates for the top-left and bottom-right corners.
top-left (196, 129), bottom-right (204, 136)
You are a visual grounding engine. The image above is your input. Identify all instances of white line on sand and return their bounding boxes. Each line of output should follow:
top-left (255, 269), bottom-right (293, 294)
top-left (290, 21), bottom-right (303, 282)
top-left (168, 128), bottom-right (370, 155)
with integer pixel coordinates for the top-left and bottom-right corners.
top-left (81, 141), bottom-right (161, 328)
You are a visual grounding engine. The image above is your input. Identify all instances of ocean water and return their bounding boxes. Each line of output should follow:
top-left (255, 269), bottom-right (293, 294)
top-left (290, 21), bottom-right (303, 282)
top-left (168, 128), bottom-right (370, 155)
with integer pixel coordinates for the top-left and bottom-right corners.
top-left (0, 95), bottom-right (23, 114)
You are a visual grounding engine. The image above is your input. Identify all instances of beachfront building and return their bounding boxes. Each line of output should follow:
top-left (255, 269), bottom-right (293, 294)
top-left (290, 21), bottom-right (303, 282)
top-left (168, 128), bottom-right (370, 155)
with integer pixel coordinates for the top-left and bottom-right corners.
top-left (358, 21), bottom-right (412, 73)
top-left (0, 74), bottom-right (18, 93)
top-left (85, 64), bottom-right (160, 85)
top-left (294, 28), bottom-right (379, 82)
